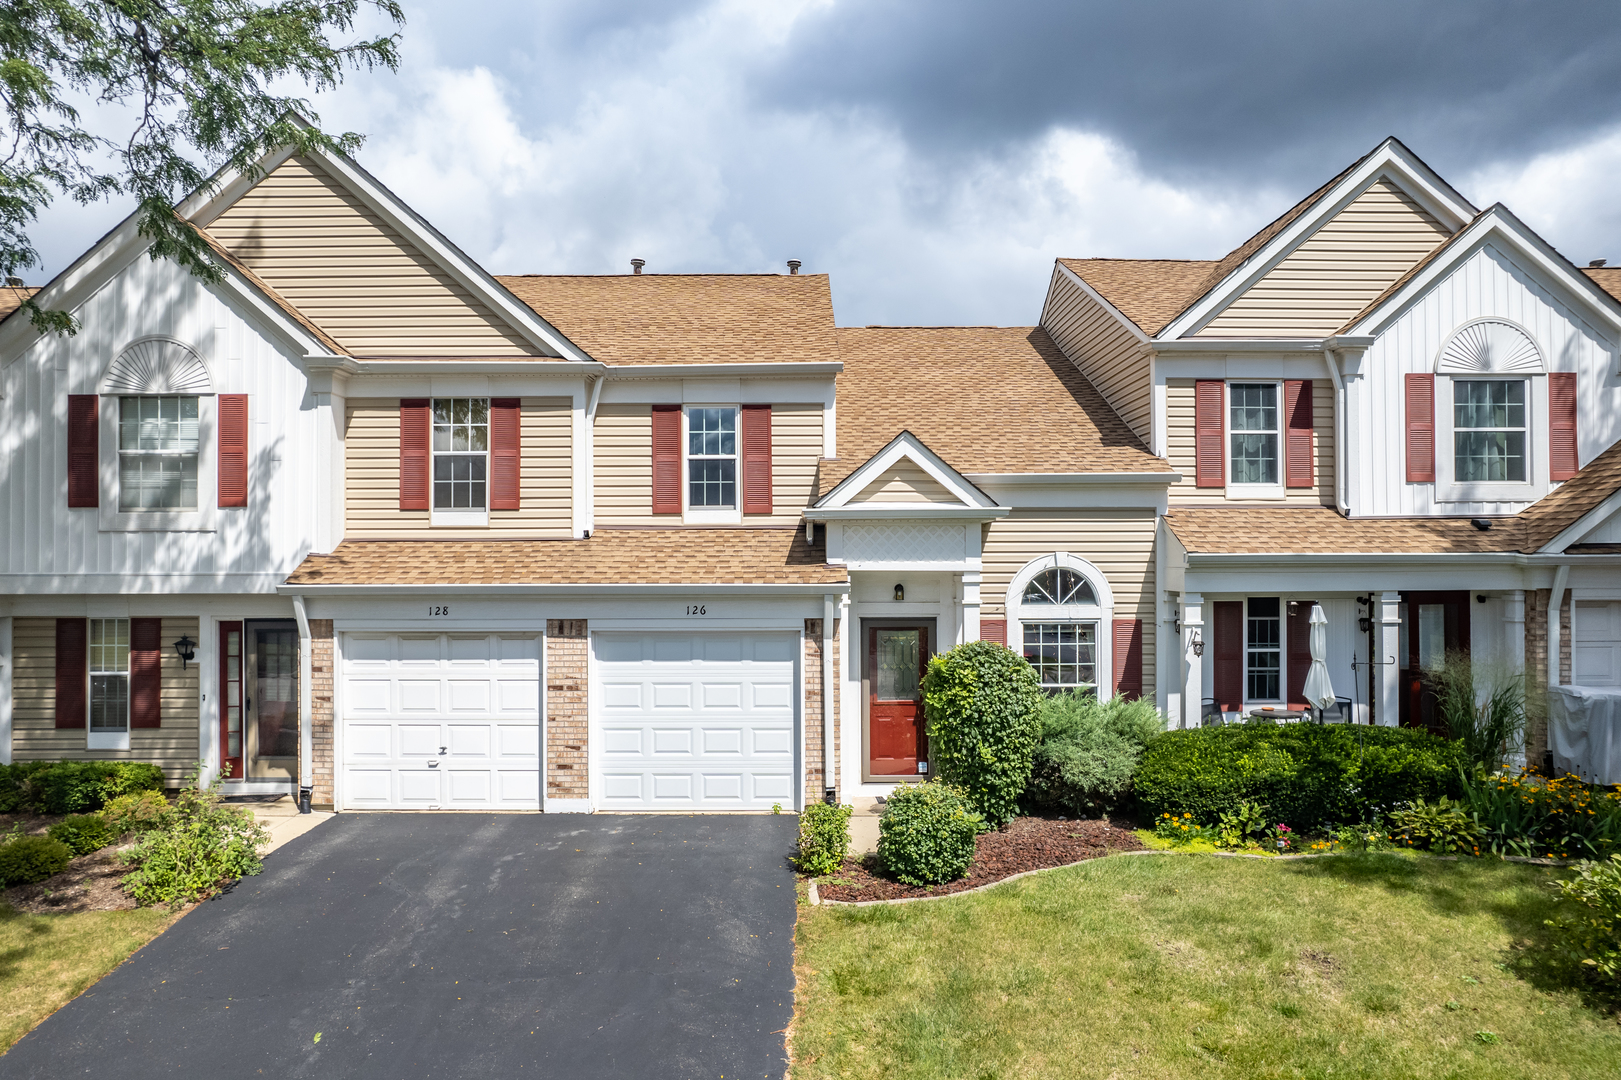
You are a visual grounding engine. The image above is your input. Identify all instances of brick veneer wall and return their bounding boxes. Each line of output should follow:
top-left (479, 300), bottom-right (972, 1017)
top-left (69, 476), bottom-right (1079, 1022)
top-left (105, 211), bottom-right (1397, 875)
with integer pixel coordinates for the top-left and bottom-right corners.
top-left (309, 619), bottom-right (335, 809)
top-left (803, 618), bottom-right (842, 806)
top-left (1523, 589), bottom-right (1572, 771)
top-left (546, 620), bottom-right (589, 803)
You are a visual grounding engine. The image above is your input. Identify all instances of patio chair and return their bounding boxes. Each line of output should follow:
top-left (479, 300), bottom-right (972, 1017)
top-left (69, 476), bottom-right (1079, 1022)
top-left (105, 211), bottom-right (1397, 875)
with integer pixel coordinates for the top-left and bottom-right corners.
top-left (1314, 697), bottom-right (1355, 724)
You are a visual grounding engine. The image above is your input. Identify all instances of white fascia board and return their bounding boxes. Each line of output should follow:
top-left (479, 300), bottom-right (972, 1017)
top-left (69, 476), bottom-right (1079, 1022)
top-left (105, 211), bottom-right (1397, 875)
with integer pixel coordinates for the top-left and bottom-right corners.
top-left (816, 431), bottom-right (997, 509)
top-left (1183, 551), bottom-right (1621, 571)
top-left (804, 506), bottom-right (1011, 521)
top-left (963, 471), bottom-right (1181, 485)
top-left (3, 573), bottom-right (289, 594)
top-left (603, 362), bottom-right (843, 378)
top-left (1539, 487), bottom-right (1621, 554)
top-left (276, 582), bottom-right (850, 597)
top-left (1159, 143), bottom-right (1477, 341)
top-left (1345, 209), bottom-right (1621, 339)
top-left (1047, 261), bottom-right (1150, 343)
top-left (337, 359), bottom-right (608, 377)
top-left (1147, 338), bottom-right (1326, 354)
top-left (844, 561), bottom-right (978, 573)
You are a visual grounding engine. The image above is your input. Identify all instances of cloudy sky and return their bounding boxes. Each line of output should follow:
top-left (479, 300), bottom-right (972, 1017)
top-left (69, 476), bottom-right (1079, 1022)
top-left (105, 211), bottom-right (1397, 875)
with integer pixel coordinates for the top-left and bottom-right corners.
top-left (30, 0), bottom-right (1621, 326)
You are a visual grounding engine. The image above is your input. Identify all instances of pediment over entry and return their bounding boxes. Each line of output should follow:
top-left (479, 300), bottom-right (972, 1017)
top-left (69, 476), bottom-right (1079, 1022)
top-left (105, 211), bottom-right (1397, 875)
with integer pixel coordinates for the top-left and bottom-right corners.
top-left (810, 431), bottom-right (1001, 515)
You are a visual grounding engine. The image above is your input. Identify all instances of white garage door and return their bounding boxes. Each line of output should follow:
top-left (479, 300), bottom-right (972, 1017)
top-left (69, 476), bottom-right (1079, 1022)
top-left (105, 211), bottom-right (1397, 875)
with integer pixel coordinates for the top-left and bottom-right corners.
top-left (595, 632), bottom-right (796, 810)
top-left (1574, 601), bottom-right (1621, 686)
top-left (340, 633), bottom-right (541, 810)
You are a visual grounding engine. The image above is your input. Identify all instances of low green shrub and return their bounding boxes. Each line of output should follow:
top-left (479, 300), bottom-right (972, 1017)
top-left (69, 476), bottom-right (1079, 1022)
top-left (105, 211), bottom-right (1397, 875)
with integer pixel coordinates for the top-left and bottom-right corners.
top-left (0, 834), bottom-right (73, 885)
top-left (1217, 799), bottom-right (1272, 850)
top-left (1546, 853), bottom-right (1621, 987)
top-left (0, 762), bottom-right (53, 813)
top-left (922, 641), bottom-right (1043, 828)
top-left (795, 802), bottom-right (853, 876)
top-left (0, 760), bottom-right (167, 815)
top-left (120, 770), bottom-right (267, 908)
top-left (1389, 796), bottom-right (1486, 855)
top-left (48, 814), bottom-right (115, 857)
top-left (1134, 724), bottom-right (1466, 833)
top-left (101, 790), bottom-right (172, 836)
top-left (1458, 770), bottom-right (1621, 860)
top-left (877, 782), bottom-right (981, 886)
top-left (1026, 691), bottom-right (1165, 817)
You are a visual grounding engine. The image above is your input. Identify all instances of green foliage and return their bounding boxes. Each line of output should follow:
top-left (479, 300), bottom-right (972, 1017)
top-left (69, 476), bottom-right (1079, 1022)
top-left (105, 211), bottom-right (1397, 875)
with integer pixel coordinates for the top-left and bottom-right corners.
top-left (1430, 651), bottom-right (1528, 771)
top-left (0, 0), bottom-right (406, 332)
top-left (1025, 691), bottom-right (1165, 817)
top-left (877, 782), bottom-right (982, 886)
top-left (0, 834), bottom-right (72, 885)
top-left (100, 790), bottom-right (172, 836)
top-left (1134, 724), bottom-right (1466, 833)
top-left (47, 813), bottom-right (114, 857)
top-left (119, 768), bottom-right (266, 908)
top-left (1216, 800), bottom-right (1271, 850)
top-left (1457, 770), bottom-right (1621, 861)
top-left (0, 760), bottom-right (166, 815)
top-left (1546, 854), bottom-right (1621, 987)
top-left (921, 641), bottom-right (1043, 828)
top-left (1152, 811), bottom-right (1217, 846)
top-left (1389, 796), bottom-right (1486, 855)
top-left (796, 802), bottom-right (854, 877)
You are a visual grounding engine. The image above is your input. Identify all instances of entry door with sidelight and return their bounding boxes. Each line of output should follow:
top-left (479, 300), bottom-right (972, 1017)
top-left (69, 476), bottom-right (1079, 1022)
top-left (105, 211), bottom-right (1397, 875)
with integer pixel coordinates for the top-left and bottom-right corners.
top-left (1398, 592), bottom-right (1470, 734)
top-left (867, 624), bottom-right (930, 778)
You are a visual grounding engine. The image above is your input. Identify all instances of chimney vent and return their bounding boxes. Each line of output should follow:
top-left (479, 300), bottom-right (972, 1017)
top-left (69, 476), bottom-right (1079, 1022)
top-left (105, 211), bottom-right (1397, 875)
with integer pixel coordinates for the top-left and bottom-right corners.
top-left (630, 258), bottom-right (645, 275)
top-left (1590, 259), bottom-right (1608, 268)
top-left (787, 260), bottom-right (801, 275)
top-left (4, 277), bottom-right (21, 287)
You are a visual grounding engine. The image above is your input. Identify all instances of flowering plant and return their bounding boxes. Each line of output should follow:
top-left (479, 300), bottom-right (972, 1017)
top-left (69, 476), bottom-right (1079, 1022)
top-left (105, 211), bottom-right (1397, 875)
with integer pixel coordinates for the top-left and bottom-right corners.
top-left (1153, 812), bottom-right (1217, 846)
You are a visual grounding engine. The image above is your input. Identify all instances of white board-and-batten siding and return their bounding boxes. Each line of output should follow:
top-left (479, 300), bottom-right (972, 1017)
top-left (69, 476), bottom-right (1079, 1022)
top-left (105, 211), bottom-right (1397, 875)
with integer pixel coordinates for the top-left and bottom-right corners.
top-left (1040, 269), bottom-right (1152, 445)
top-left (0, 254), bottom-right (321, 583)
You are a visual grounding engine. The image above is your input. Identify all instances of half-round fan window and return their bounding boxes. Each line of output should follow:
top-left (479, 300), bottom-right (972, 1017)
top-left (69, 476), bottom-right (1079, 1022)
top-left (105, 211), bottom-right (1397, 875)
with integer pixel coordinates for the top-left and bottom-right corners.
top-left (1021, 567), bottom-right (1096, 606)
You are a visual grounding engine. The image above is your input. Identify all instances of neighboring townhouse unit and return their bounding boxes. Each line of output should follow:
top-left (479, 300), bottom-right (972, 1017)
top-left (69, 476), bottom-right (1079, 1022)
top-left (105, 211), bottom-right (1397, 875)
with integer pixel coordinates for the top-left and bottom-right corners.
top-left (1039, 138), bottom-right (1621, 763)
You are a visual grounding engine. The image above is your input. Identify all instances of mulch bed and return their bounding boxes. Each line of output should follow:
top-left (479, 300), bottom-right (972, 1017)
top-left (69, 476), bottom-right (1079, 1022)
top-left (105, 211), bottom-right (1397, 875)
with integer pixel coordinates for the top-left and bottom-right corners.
top-left (816, 815), bottom-right (1145, 902)
top-left (4, 851), bottom-right (138, 915)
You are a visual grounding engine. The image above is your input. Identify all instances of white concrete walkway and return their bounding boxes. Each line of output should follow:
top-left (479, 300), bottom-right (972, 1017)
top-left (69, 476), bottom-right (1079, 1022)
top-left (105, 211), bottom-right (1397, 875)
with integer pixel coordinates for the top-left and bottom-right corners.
top-left (241, 796), bottom-right (334, 856)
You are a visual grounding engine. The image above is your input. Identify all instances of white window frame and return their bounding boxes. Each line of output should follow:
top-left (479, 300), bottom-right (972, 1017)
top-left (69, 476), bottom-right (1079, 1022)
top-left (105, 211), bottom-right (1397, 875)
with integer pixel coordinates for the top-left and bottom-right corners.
top-left (1225, 380), bottom-right (1285, 500)
top-left (88, 617), bottom-right (131, 751)
top-left (98, 394), bottom-right (217, 533)
top-left (430, 396), bottom-right (490, 528)
top-left (682, 404), bottom-right (742, 525)
top-left (1244, 596), bottom-right (1283, 704)
top-left (1005, 553), bottom-right (1115, 695)
top-left (1434, 374), bottom-right (1543, 503)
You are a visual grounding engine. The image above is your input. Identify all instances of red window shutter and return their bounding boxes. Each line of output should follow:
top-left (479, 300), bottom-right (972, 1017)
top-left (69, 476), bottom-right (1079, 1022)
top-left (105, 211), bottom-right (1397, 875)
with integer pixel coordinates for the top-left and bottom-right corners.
top-left (399, 399), bottom-right (430, 511)
top-left (1549, 372), bottom-right (1578, 481)
top-left (979, 618), bottom-right (1007, 646)
top-left (1404, 374), bottom-right (1435, 483)
top-left (1285, 601), bottom-right (1314, 709)
top-left (490, 398), bottom-right (521, 510)
top-left (1284, 379), bottom-right (1314, 488)
top-left (741, 404), bottom-right (772, 514)
top-left (1194, 380), bottom-right (1225, 488)
top-left (67, 395), bottom-right (98, 508)
top-left (217, 394), bottom-right (249, 508)
top-left (1211, 601), bottom-right (1244, 712)
top-left (130, 617), bottom-right (163, 729)
top-left (1112, 618), bottom-right (1144, 701)
top-left (651, 404), bottom-right (682, 514)
top-left (55, 618), bottom-right (87, 729)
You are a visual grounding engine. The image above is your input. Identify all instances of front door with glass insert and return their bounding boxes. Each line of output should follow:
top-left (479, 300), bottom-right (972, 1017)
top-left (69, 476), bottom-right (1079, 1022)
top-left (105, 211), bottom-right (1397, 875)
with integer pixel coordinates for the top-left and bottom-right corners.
top-left (1398, 591), bottom-right (1470, 733)
top-left (248, 625), bottom-right (299, 780)
top-left (867, 624), bottom-right (930, 778)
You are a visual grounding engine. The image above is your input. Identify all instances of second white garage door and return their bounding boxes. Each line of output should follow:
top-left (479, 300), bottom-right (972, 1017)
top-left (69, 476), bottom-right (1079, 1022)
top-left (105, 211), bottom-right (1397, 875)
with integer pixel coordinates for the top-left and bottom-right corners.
top-left (595, 632), bottom-right (797, 810)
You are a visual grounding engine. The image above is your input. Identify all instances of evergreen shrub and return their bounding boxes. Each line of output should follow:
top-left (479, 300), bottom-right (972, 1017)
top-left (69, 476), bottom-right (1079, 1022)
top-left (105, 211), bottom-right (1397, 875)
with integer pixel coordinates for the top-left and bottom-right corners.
top-left (48, 814), bottom-right (116, 857)
top-left (795, 802), bottom-right (853, 876)
top-left (0, 835), bottom-right (73, 886)
top-left (921, 641), bottom-right (1043, 828)
top-left (1025, 691), bottom-right (1165, 816)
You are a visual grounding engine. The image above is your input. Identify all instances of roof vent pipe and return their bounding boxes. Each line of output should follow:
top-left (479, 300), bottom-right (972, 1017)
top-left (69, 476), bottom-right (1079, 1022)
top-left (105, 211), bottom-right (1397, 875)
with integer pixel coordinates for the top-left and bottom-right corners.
top-left (787, 260), bottom-right (801, 275)
top-left (4, 277), bottom-right (22, 287)
top-left (630, 258), bottom-right (645, 275)
top-left (1590, 259), bottom-right (1608, 268)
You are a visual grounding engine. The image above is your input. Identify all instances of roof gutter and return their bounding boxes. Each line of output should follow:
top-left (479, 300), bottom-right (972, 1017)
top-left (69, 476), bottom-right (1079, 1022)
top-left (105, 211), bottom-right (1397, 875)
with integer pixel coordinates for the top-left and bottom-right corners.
top-left (1179, 551), bottom-right (1621, 569)
top-left (803, 506), bottom-right (1011, 521)
top-left (962, 471), bottom-right (1182, 486)
top-left (277, 582), bottom-right (850, 597)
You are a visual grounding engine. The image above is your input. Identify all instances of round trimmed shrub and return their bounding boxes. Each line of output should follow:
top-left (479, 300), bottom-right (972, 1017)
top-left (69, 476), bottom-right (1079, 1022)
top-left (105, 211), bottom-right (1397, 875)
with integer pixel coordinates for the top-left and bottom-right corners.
top-left (877, 782), bottom-right (981, 886)
top-left (0, 835), bottom-right (73, 886)
top-left (921, 641), bottom-right (1043, 827)
top-left (48, 814), bottom-right (116, 857)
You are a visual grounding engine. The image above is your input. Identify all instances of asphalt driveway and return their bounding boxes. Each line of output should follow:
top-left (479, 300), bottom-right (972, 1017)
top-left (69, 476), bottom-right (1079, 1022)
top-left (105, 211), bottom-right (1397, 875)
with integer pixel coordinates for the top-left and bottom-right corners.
top-left (1, 813), bottom-right (800, 1079)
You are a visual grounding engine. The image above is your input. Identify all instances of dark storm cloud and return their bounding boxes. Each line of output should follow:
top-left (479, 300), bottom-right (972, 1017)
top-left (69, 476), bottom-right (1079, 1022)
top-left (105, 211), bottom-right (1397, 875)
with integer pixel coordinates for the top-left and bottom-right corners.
top-left (755, 0), bottom-right (1621, 187)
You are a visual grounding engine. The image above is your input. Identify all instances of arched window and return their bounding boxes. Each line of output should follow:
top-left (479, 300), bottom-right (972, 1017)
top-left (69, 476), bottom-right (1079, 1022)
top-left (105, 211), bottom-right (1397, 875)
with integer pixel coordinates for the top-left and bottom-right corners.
top-left (1021, 568), bottom-right (1096, 607)
top-left (1006, 555), bottom-right (1112, 693)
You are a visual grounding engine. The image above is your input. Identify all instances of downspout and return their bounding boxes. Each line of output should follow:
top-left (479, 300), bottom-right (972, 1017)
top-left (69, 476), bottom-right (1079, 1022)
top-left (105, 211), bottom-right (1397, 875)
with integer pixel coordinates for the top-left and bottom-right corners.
top-left (1323, 347), bottom-right (1348, 516)
top-left (823, 594), bottom-right (836, 804)
top-left (292, 595), bottom-right (314, 814)
top-left (583, 374), bottom-right (606, 536)
top-left (1548, 563), bottom-right (1570, 692)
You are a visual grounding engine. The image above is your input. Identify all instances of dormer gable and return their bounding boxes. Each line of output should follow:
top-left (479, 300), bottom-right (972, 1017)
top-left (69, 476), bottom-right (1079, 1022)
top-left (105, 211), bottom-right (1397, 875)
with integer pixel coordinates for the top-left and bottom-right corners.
top-left (810, 432), bottom-right (1002, 517)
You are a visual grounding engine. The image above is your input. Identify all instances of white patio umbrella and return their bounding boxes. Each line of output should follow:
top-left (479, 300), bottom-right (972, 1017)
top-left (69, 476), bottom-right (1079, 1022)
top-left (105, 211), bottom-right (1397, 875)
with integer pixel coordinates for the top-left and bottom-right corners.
top-left (1302, 603), bottom-right (1337, 720)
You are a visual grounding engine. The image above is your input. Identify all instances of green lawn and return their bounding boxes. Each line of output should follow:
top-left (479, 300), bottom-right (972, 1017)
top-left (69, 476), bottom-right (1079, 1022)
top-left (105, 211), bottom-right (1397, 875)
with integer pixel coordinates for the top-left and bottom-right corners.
top-left (0, 905), bottom-right (178, 1051)
top-left (792, 853), bottom-right (1621, 1079)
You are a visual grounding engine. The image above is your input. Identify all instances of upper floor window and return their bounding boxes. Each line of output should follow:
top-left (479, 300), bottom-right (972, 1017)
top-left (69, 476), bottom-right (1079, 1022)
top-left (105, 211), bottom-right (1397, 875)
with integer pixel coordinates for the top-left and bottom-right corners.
top-left (118, 396), bottom-right (199, 510)
top-left (687, 407), bottom-right (737, 509)
top-left (1453, 380), bottom-right (1525, 483)
top-left (1228, 383), bottom-right (1278, 486)
top-left (89, 618), bottom-right (130, 740)
top-left (433, 398), bottom-right (488, 510)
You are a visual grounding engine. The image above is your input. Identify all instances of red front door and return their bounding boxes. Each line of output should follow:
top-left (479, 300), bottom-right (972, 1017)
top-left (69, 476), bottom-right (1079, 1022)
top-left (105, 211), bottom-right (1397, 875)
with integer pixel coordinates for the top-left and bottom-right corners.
top-left (868, 625), bottom-right (929, 777)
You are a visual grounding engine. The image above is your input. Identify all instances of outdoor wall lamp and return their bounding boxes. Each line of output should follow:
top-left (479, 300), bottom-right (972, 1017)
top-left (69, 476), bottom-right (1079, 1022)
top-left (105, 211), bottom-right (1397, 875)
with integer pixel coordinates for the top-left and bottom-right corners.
top-left (893, 583), bottom-right (905, 602)
top-left (173, 633), bottom-right (196, 670)
top-left (1358, 616), bottom-right (1372, 633)
top-left (1190, 631), bottom-right (1204, 658)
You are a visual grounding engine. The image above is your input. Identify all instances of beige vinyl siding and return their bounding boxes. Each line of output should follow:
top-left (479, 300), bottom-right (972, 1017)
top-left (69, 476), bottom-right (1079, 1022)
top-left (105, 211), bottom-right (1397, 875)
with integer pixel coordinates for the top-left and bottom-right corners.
top-left (981, 510), bottom-right (1156, 693)
top-left (593, 402), bottom-right (825, 526)
top-left (1041, 269), bottom-right (1151, 444)
top-left (1199, 179), bottom-right (1452, 338)
top-left (1165, 379), bottom-right (1334, 505)
top-left (12, 617), bottom-right (200, 784)
top-left (207, 156), bottom-right (540, 357)
top-left (847, 460), bottom-right (957, 504)
top-left (345, 398), bottom-right (573, 538)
